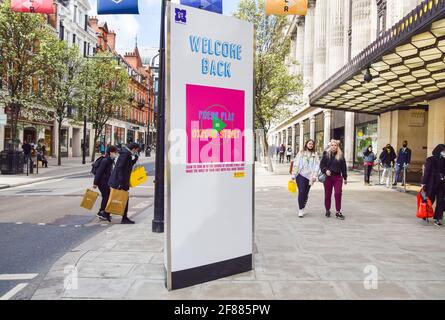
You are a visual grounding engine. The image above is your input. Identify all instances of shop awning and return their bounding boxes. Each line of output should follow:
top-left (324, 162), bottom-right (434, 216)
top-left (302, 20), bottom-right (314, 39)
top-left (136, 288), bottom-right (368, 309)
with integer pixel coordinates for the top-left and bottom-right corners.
top-left (309, 0), bottom-right (445, 115)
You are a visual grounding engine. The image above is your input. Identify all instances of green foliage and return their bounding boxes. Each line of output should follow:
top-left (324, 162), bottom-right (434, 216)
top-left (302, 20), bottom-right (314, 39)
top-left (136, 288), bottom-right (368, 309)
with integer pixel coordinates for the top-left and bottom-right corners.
top-left (0, 0), bottom-right (60, 146)
top-left (0, 0), bottom-right (54, 106)
top-left (77, 52), bottom-right (130, 161)
top-left (235, 0), bottom-right (303, 136)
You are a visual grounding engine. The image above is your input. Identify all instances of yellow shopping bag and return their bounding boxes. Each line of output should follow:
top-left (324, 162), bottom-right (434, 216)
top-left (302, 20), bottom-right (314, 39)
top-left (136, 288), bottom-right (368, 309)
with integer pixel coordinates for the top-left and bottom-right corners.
top-left (129, 166), bottom-right (148, 188)
top-left (105, 188), bottom-right (129, 216)
top-left (288, 180), bottom-right (298, 194)
top-left (80, 189), bottom-right (99, 210)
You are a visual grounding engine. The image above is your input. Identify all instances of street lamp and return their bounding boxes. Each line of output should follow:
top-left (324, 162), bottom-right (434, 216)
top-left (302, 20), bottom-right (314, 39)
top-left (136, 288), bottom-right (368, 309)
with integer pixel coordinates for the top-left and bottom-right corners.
top-left (152, 0), bottom-right (169, 233)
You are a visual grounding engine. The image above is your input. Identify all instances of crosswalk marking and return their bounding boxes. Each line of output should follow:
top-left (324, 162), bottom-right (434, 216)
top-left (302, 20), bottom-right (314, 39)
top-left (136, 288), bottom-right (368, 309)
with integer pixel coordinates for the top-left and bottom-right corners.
top-left (0, 274), bottom-right (38, 280)
top-left (0, 283), bottom-right (29, 300)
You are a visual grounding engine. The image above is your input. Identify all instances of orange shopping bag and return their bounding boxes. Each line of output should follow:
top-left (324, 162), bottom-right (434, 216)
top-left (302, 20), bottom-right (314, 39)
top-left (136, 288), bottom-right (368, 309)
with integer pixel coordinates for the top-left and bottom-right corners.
top-left (105, 188), bottom-right (129, 216)
top-left (416, 190), bottom-right (434, 219)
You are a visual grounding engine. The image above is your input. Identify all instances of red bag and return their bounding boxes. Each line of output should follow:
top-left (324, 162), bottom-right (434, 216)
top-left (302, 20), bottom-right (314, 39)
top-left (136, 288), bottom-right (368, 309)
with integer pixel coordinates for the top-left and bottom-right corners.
top-left (416, 190), bottom-right (434, 219)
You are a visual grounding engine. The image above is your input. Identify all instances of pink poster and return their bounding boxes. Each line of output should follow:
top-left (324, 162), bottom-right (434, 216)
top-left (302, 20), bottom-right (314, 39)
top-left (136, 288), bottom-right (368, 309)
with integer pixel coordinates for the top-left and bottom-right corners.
top-left (186, 84), bottom-right (245, 170)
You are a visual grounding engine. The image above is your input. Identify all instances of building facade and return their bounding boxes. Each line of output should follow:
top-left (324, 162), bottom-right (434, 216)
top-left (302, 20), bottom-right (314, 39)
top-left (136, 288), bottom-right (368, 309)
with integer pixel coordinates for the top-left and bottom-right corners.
top-left (89, 17), bottom-right (154, 151)
top-left (0, 0), bottom-right (98, 158)
top-left (268, 0), bottom-right (444, 176)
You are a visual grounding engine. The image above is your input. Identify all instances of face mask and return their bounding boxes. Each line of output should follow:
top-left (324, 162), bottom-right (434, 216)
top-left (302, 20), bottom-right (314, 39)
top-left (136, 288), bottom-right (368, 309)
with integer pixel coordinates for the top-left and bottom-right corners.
top-left (403, 144), bottom-right (407, 148)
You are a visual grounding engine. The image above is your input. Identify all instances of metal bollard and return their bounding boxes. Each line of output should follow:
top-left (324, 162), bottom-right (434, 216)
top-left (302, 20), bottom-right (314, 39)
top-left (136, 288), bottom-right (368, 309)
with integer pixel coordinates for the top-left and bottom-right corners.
top-left (403, 166), bottom-right (407, 193)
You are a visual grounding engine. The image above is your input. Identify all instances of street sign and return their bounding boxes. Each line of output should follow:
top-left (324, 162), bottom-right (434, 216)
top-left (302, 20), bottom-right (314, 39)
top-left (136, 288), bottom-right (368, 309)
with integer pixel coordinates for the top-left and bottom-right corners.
top-left (180, 0), bottom-right (223, 14)
top-left (166, 3), bottom-right (254, 290)
top-left (265, 0), bottom-right (308, 16)
top-left (0, 114), bottom-right (6, 125)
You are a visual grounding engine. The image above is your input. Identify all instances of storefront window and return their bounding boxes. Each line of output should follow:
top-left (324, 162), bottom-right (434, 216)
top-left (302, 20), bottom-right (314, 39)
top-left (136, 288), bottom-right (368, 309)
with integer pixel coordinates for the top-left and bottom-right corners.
top-left (355, 121), bottom-right (378, 167)
top-left (60, 128), bottom-right (69, 157)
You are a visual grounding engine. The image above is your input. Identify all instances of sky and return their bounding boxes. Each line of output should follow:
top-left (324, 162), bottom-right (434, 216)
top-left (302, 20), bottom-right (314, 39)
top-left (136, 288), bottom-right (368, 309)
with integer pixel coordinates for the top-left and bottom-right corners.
top-left (88, 0), bottom-right (242, 58)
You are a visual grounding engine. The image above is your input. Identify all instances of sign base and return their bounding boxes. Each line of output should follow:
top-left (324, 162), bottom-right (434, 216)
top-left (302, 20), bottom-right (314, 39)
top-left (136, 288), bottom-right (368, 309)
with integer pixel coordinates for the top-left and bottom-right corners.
top-left (170, 255), bottom-right (252, 290)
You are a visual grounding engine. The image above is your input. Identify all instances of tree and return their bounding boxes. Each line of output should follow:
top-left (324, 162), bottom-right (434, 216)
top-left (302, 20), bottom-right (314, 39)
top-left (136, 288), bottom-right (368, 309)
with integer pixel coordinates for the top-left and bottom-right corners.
top-left (78, 53), bottom-right (130, 163)
top-left (235, 0), bottom-right (304, 171)
top-left (38, 38), bottom-right (84, 165)
top-left (0, 0), bottom-right (55, 150)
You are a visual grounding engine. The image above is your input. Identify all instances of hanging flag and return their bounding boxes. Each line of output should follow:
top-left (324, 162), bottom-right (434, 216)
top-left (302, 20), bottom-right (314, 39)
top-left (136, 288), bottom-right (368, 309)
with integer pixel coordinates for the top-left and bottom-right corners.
top-left (265, 0), bottom-right (308, 16)
top-left (180, 0), bottom-right (223, 14)
top-left (10, 0), bottom-right (55, 14)
top-left (97, 0), bottom-right (139, 15)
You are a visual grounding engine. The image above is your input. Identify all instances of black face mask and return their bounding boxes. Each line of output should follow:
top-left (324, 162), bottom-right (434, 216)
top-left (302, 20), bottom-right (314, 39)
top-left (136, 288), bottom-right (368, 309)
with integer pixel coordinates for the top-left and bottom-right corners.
top-left (403, 144), bottom-right (407, 148)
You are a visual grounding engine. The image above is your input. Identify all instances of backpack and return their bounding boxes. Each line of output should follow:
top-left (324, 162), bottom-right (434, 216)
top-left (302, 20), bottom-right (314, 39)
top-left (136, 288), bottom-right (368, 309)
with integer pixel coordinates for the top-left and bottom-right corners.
top-left (91, 156), bottom-right (105, 175)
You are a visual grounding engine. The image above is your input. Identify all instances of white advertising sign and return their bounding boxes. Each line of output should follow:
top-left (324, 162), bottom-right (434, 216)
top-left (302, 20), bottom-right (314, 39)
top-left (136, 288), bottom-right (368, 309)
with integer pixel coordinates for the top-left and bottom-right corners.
top-left (166, 3), bottom-right (254, 290)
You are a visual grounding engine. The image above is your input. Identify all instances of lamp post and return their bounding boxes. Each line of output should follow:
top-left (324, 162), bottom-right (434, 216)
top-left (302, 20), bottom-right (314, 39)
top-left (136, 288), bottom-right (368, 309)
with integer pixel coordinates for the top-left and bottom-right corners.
top-left (152, 0), bottom-right (169, 233)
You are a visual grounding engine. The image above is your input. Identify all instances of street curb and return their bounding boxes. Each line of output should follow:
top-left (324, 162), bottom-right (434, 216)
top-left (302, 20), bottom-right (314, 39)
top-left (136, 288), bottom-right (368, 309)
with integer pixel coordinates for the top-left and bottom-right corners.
top-left (0, 158), bottom-right (155, 190)
top-left (0, 169), bottom-right (91, 190)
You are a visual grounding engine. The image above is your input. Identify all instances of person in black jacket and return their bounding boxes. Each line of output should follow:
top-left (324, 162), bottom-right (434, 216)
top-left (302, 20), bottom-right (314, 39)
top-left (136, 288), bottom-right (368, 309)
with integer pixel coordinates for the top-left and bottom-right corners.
top-left (421, 144), bottom-right (445, 226)
top-left (393, 140), bottom-right (412, 187)
top-left (320, 139), bottom-right (348, 220)
top-left (108, 142), bottom-right (141, 224)
top-left (93, 146), bottom-right (118, 222)
top-left (379, 144), bottom-right (396, 187)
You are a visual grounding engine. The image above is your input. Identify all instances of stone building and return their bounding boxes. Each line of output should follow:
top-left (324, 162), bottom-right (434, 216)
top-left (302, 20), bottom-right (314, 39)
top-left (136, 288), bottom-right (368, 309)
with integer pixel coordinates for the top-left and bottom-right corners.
top-left (269, 0), bottom-right (444, 177)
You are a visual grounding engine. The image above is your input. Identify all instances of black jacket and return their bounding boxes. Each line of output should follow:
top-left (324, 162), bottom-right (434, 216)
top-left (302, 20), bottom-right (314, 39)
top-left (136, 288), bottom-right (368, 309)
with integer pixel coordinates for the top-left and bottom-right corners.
top-left (422, 144), bottom-right (445, 197)
top-left (320, 151), bottom-right (348, 180)
top-left (379, 147), bottom-right (396, 166)
top-left (108, 148), bottom-right (138, 191)
top-left (94, 156), bottom-right (114, 186)
top-left (396, 148), bottom-right (412, 165)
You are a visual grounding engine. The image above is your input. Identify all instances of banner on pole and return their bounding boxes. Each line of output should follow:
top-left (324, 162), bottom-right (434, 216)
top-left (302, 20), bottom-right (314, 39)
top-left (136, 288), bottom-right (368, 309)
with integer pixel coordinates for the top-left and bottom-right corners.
top-left (10, 0), bottom-right (55, 14)
top-left (265, 0), bottom-right (308, 16)
top-left (180, 0), bottom-right (222, 14)
top-left (97, 0), bottom-right (139, 15)
top-left (166, 3), bottom-right (254, 291)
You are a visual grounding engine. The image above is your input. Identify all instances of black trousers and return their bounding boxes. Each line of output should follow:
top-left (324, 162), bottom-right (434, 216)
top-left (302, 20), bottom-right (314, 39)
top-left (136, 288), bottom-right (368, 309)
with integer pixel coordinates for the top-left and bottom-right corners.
top-left (296, 175), bottom-right (311, 210)
top-left (430, 185), bottom-right (445, 220)
top-left (98, 184), bottom-right (110, 212)
top-left (364, 165), bottom-right (372, 183)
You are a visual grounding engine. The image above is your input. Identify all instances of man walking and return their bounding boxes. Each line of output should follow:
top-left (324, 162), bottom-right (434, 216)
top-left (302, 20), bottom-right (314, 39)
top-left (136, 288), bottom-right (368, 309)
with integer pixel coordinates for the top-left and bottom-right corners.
top-left (393, 140), bottom-right (412, 187)
top-left (108, 142), bottom-right (141, 224)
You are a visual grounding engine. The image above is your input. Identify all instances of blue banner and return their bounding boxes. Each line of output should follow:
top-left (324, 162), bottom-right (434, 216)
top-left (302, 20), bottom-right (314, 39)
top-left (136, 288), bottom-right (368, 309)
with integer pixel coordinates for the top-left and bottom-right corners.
top-left (180, 0), bottom-right (223, 14)
top-left (97, 0), bottom-right (139, 15)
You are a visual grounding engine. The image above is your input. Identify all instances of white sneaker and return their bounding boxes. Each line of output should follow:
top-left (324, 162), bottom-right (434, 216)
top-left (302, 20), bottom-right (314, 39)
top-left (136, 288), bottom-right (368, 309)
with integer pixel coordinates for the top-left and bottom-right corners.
top-left (299, 209), bottom-right (304, 218)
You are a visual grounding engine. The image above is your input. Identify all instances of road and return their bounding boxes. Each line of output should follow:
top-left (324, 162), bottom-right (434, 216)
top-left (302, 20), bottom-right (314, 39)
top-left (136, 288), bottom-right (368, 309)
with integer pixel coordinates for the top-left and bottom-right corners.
top-left (0, 161), bottom-right (155, 300)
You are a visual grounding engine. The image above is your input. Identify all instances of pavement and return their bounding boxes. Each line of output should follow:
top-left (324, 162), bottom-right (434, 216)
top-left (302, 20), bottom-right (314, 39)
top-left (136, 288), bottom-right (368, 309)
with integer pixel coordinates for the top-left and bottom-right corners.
top-left (28, 160), bottom-right (445, 300)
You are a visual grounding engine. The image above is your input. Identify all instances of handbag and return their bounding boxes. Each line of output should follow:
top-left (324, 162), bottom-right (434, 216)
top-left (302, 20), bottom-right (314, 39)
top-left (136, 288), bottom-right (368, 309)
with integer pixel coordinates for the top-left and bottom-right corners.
top-left (416, 189), bottom-right (434, 220)
top-left (105, 188), bottom-right (129, 216)
top-left (129, 165), bottom-right (148, 188)
top-left (80, 189), bottom-right (99, 210)
top-left (318, 171), bottom-right (326, 183)
top-left (288, 180), bottom-right (297, 194)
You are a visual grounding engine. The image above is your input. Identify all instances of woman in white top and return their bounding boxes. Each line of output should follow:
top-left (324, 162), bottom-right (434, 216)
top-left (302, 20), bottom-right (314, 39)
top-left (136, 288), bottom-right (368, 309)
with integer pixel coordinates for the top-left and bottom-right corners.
top-left (289, 139), bottom-right (320, 218)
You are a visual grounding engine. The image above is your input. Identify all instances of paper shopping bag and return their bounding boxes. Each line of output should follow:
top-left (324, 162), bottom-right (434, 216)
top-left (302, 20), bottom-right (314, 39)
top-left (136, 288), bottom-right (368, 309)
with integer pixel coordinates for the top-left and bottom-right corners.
top-left (80, 189), bottom-right (99, 210)
top-left (105, 188), bottom-right (129, 216)
top-left (129, 166), bottom-right (148, 188)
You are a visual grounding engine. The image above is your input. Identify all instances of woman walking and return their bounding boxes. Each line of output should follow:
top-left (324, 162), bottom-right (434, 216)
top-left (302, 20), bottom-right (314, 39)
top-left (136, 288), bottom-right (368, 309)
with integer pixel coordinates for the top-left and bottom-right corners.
top-left (363, 145), bottom-right (377, 185)
top-left (421, 144), bottom-right (445, 227)
top-left (93, 146), bottom-right (118, 222)
top-left (289, 140), bottom-right (320, 218)
top-left (320, 140), bottom-right (347, 220)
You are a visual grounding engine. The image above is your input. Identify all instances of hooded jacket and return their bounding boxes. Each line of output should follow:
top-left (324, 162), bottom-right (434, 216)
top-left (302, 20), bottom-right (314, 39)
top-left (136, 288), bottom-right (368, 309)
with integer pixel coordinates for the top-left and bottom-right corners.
top-left (108, 147), bottom-right (138, 191)
top-left (421, 144), bottom-right (445, 197)
top-left (379, 146), bottom-right (397, 167)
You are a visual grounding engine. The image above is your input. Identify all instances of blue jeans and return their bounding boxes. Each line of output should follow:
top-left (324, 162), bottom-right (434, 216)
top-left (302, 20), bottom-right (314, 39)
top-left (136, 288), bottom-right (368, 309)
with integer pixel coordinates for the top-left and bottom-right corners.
top-left (394, 163), bottom-right (405, 184)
